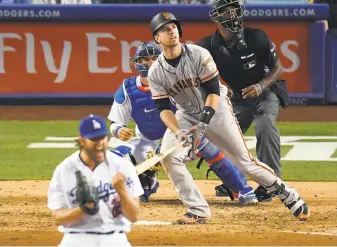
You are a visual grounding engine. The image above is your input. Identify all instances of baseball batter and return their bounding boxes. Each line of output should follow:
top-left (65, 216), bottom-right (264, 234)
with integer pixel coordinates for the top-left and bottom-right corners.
top-left (147, 12), bottom-right (310, 224)
top-left (109, 42), bottom-right (259, 206)
top-left (48, 114), bottom-right (143, 246)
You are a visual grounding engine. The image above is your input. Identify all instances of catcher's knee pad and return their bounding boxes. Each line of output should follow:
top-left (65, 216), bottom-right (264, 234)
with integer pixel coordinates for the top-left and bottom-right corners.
top-left (195, 137), bottom-right (218, 162)
top-left (197, 141), bottom-right (247, 193)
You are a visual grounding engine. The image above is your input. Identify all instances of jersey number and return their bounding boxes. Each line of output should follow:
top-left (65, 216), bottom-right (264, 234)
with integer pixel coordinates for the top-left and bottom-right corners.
top-left (111, 198), bottom-right (122, 218)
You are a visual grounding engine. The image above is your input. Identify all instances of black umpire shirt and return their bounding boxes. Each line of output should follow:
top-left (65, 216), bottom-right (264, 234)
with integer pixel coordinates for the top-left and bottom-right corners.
top-left (197, 27), bottom-right (278, 94)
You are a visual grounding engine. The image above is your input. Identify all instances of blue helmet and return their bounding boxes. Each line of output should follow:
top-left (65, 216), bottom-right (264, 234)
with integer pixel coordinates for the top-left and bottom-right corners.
top-left (129, 42), bottom-right (161, 77)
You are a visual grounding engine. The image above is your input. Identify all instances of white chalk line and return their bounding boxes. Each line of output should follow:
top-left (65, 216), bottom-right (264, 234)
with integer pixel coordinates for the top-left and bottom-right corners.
top-left (281, 229), bottom-right (337, 236)
top-left (58, 220), bottom-right (172, 232)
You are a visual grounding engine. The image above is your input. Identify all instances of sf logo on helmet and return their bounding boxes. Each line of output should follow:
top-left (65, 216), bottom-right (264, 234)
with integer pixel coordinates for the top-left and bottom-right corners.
top-left (162, 12), bottom-right (169, 20)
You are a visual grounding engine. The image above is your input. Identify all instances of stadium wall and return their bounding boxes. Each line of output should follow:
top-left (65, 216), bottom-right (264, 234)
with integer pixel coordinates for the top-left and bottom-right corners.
top-left (0, 3), bottom-right (335, 106)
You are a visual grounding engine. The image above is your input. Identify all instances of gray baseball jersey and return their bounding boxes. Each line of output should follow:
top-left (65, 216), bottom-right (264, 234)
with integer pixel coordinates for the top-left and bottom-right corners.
top-left (148, 44), bottom-right (226, 114)
top-left (148, 44), bottom-right (280, 218)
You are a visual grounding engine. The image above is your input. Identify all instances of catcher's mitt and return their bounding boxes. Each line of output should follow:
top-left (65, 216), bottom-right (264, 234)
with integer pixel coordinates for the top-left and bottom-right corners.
top-left (145, 140), bottom-right (165, 173)
top-left (75, 170), bottom-right (99, 215)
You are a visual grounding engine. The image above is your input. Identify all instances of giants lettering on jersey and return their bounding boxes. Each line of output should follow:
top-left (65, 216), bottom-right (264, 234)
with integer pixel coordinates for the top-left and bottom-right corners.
top-left (168, 77), bottom-right (201, 97)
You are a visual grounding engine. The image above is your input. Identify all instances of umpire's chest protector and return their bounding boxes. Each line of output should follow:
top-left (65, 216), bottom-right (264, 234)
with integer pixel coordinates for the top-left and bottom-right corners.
top-left (210, 30), bottom-right (266, 92)
top-left (124, 77), bottom-right (166, 140)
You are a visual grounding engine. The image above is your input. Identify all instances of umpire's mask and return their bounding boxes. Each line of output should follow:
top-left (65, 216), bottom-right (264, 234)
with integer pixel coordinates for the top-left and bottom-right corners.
top-left (209, 0), bottom-right (246, 49)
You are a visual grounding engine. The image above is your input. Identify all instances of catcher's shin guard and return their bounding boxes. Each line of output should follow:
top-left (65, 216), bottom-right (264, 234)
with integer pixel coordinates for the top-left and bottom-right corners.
top-left (266, 179), bottom-right (310, 221)
top-left (139, 174), bottom-right (159, 202)
top-left (196, 139), bottom-right (247, 193)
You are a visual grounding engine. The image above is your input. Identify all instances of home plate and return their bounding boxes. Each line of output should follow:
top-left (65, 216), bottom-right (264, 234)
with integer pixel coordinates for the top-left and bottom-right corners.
top-left (134, 220), bottom-right (172, 225)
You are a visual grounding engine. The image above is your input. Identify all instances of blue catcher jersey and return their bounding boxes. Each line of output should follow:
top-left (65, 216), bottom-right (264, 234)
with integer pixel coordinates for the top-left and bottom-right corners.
top-left (111, 76), bottom-right (174, 141)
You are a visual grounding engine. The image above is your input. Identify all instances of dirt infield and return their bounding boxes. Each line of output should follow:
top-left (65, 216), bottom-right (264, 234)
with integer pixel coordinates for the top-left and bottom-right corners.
top-left (1, 105), bottom-right (337, 121)
top-left (1, 106), bottom-right (337, 246)
top-left (0, 180), bottom-right (336, 246)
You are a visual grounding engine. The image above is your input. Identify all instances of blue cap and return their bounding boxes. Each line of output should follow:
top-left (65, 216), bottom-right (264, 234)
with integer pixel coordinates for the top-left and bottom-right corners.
top-left (79, 114), bottom-right (109, 139)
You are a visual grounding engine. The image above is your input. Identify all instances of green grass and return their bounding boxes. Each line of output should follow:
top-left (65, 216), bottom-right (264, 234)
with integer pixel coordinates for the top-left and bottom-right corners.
top-left (156, 161), bottom-right (337, 182)
top-left (244, 122), bottom-right (337, 136)
top-left (296, 139), bottom-right (337, 142)
top-left (0, 121), bottom-right (336, 181)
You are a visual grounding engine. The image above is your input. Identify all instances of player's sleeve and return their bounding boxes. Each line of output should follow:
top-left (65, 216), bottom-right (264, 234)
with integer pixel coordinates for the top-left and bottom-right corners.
top-left (47, 165), bottom-right (68, 211)
top-left (256, 29), bottom-right (279, 68)
top-left (200, 76), bottom-right (220, 96)
top-left (116, 157), bottom-right (144, 198)
top-left (107, 82), bottom-right (132, 126)
top-left (197, 47), bottom-right (219, 83)
top-left (148, 66), bottom-right (169, 100)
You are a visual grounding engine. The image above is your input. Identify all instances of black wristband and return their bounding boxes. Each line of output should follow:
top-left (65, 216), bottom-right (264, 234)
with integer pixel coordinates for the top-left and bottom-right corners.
top-left (200, 106), bottom-right (215, 124)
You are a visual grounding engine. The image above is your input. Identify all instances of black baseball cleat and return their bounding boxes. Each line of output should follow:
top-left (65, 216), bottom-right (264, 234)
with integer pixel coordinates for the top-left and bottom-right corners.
top-left (139, 194), bottom-right (148, 202)
top-left (175, 212), bottom-right (210, 224)
top-left (215, 184), bottom-right (229, 197)
top-left (254, 185), bottom-right (274, 202)
top-left (215, 184), bottom-right (238, 200)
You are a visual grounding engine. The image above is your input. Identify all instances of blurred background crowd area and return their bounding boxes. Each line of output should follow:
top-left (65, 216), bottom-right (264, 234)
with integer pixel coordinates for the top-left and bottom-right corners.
top-left (1, 0), bottom-right (336, 29)
top-left (3, 0), bottom-right (335, 5)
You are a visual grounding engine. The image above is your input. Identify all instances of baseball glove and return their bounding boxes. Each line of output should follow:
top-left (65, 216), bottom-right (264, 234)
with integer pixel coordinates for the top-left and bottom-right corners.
top-left (75, 170), bottom-right (99, 215)
top-left (145, 140), bottom-right (165, 173)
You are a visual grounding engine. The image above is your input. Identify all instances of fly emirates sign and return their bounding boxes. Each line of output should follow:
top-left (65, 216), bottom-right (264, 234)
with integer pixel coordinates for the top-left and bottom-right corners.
top-left (0, 23), bottom-right (310, 94)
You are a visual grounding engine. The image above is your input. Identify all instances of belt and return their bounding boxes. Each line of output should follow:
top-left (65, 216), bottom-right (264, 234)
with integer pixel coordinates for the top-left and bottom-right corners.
top-left (67, 230), bottom-right (124, 235)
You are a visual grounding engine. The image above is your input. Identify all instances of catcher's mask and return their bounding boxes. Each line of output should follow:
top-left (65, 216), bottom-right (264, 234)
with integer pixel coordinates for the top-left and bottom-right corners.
top-left (129, 42), bottom-right (161, 77)
top-left (210, 0), bottom-right (247, 49)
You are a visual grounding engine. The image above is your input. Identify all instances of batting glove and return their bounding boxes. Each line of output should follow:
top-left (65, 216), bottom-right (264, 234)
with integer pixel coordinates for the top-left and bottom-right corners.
top-left (187, 122), bottom-right (208, 151)
top-left (175, 130), bottom-right (192, 147)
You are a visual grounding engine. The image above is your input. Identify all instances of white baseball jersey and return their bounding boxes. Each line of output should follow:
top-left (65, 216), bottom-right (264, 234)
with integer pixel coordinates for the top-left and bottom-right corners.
top-left (48, 150), bottom-right (144, 233)
top-left (107, 76), bottom-right (148, 141)
top-left (107, 78), bottom-right (133, 128)
top-left (148, 43), bottom-right (227, 114)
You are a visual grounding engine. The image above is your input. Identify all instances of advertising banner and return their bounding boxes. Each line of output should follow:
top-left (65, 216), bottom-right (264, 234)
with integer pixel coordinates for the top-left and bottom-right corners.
top-left (0, 4), bottom-right (330, 105)
top-left (0, 22), bottom-right (311, 95)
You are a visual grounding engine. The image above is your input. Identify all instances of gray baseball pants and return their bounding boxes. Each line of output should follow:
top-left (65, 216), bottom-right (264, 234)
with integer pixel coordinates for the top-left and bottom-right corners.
top-left (231, 90), bottom-right (281, 177)
top-left (160, 88), bottom-right (279, 217)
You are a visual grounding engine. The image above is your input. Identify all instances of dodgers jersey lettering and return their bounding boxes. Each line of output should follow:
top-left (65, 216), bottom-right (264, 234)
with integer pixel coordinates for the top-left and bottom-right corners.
top-left (47, 150), bottom-right (144, 233)
top-left (148, 44), bottom-right (226, 114)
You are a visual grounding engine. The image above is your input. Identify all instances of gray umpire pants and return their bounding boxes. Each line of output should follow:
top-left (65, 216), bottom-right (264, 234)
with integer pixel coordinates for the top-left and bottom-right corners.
top-left (230, 90), bottom-right (281, 177)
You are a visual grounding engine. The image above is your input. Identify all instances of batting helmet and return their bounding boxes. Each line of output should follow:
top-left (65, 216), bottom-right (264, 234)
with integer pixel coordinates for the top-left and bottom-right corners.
top-left (150, 12), bottom-right (182, 42)
top-left (209, 0), bottom-right (245, 33)
top-left (129, 42), bottom-right (161, 77)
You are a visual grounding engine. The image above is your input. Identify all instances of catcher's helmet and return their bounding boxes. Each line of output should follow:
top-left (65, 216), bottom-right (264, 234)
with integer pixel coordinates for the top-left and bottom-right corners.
top-left (150, 12), bottom-right (182, 42)
top-left (129, 42), bottom-right (161, 77)
top-left (209, 0), bottom-right (245, 33)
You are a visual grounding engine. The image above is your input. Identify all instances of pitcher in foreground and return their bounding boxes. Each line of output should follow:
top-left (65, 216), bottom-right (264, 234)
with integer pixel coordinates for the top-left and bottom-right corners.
top-left (47, 114), bottom-right (143, 246)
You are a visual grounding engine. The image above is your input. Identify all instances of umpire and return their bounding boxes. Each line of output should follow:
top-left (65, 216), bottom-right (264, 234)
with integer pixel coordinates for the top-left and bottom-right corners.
top-left (197, 0), bottom-right (289, 202)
